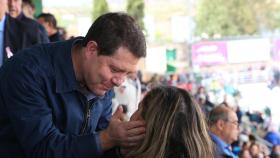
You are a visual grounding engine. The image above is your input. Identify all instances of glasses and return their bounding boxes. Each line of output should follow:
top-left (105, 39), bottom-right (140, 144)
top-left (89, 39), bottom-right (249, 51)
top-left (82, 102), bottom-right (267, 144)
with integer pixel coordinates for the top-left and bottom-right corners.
top-left (225, 120), bottom-right (239, 127)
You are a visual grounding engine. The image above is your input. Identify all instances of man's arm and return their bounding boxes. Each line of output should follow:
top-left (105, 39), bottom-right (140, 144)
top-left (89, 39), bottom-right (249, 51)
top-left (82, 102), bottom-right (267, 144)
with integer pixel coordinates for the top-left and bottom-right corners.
top-left (0, 64), bottom-right (103, 158)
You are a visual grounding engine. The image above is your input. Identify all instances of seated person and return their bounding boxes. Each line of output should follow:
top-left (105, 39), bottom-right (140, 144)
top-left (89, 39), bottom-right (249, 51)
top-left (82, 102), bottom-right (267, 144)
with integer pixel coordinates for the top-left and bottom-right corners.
top-left (208, 105), bottom-right (240, 158)
top-left (122, 86), bottom-right (214, 158)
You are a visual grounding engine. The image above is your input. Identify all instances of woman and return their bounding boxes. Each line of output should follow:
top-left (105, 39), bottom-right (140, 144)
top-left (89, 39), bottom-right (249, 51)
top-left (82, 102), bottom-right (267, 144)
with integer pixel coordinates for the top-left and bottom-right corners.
top-left (124, 86), bottom-right (214, 158)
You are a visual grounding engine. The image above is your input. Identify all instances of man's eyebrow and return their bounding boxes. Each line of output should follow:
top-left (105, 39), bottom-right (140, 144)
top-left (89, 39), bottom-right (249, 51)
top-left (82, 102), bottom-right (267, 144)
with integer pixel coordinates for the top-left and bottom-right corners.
top-left (110, 65), bottom-right (126, 72)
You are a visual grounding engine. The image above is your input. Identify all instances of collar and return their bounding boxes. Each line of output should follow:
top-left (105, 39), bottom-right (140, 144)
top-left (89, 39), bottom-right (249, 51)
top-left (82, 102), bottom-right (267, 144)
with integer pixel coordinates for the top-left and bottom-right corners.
top-left (209, 132), bottom-right (229, 150)
top-left (0, 14), bottom-right (6, 32)
top-left (16, 12), bottom-right (25, 20)
top-left (209, 133), bottom-right (237, 158)
top-left (77, 84), bottom-right (97, 101)
top-left (54, 37), bottom-right (83, 93)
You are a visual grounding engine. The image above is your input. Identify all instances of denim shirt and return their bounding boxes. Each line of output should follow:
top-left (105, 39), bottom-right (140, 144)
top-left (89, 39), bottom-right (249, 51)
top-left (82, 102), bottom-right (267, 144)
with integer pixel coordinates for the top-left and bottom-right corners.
top-left (0, 38), bottom-right (113, 158)
top-left (210, 132), bottom-right (238, 158)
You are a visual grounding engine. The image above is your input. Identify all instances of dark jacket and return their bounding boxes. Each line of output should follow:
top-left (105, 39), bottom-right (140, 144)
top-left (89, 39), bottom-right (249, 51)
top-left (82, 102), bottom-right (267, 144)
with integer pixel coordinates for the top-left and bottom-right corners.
top-left (17, 12), bottom-right (49, 43)
top-left (49, 31), bottom-right (64, 42)
top-left (3, 14), bottom-right (42, 63)
top-left (0, 38), bottom-right (114, 158)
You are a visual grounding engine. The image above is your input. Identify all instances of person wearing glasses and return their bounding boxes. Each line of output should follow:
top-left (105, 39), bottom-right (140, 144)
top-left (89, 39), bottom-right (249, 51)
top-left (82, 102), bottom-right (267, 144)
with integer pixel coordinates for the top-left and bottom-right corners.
top-left (208, 105), bottom-right (240, 158)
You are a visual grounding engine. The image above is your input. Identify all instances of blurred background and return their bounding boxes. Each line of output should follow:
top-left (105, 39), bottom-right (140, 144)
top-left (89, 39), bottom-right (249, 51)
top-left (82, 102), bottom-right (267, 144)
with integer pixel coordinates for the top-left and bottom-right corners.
top-left (33, 0), bottom-right (280, 118)
top-left (30, 0), bottom-right (280, 135)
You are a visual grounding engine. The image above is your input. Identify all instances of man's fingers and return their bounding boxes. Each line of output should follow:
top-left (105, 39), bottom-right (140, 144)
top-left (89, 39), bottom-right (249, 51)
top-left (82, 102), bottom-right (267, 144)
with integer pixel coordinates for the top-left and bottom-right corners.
top-left (121, 133), bottom-right (145, 147)
top-left (111, 105), bottom-right (129, 122)
top-left (127, 126), bottom-right (145, 137)
top-left (121, 139), bottom-right (143, 148)
top-left (127, 133), bottom-right (145, 142)
top-left (124, 120), bottom-right (146, 130)
top-left (112, 105), bottom-right (124, 119)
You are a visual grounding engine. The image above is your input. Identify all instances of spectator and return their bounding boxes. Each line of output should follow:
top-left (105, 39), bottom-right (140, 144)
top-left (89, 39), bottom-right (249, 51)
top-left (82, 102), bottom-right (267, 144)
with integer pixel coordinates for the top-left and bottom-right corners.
top-left (8, 0), bottom-right (49, 43)
top-left (264, 123), bottom-right (280, 145)
top-left (249, 143), bottom-right (261, 158)
top-left (271, 145), bottom-right (280, 158)
top-left (208, 105), bottom-right (240, 158)
top-left (22, 0), bottom-right (35, 19)
top-left (239, 149), bottom-right (252, 158)
top-left (195, 86), bottom-right (214, 116)
top-left (37, 13), bottom-right (64, 42)
top-left (0, 0), bottom-right (42, 67)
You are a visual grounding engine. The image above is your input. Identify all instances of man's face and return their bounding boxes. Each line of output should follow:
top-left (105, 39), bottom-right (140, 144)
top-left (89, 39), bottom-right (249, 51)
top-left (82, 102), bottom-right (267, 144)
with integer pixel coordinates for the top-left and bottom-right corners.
top-left (82, 43), bottom-right (139, 96)
top-left (8, 0), bottom-right (22, 18)
top-left (221, 111), bottom-right (240, 144)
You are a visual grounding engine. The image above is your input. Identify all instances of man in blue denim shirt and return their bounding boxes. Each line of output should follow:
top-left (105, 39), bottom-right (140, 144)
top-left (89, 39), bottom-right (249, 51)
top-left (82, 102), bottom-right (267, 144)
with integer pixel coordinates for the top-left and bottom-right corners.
top-left (0, 12), bottom-right (146, 158)
top-left (208, 105), bottom-right (240, 158)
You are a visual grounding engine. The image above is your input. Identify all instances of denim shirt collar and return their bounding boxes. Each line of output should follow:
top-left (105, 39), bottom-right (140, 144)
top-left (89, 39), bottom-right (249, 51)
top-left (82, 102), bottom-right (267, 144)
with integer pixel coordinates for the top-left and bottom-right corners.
top-left (54, 37), bottom-right (83, 93)
top-left (209, 132), bottom-right (229, 151)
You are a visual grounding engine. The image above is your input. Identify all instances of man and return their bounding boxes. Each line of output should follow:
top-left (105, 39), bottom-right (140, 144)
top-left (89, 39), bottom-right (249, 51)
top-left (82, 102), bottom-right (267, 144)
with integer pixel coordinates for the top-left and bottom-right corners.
top-left (208, 105), bottom-right (240, 158)
top-left (264, 123), bottom-right (280, 145)
top-left (37, 13), bottom-right (64, 42)
top-left (0, 0), bottom-right (42, 67)
top-left (0, 12), bottom-right (146, 158)
top-left (8, 0), bottom-right (49, 43)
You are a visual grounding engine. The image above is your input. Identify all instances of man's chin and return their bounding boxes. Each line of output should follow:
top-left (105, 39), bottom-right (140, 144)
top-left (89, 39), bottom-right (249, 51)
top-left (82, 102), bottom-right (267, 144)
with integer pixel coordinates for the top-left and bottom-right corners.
top-left (93, 89), bottom-right (107, 97)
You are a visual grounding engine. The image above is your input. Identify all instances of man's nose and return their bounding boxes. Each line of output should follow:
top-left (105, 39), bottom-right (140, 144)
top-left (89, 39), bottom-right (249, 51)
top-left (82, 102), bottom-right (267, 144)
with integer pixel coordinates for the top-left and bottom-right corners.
top-left (112, 76), bottom-right (125, 86)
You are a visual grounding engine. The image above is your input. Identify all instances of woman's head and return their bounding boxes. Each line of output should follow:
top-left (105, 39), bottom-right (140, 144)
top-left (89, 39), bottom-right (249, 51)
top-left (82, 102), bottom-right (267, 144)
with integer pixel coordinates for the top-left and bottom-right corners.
top-left (127, 86), bottom-right (214, 158)
top-left (249, 143), bottom-right (260, 157)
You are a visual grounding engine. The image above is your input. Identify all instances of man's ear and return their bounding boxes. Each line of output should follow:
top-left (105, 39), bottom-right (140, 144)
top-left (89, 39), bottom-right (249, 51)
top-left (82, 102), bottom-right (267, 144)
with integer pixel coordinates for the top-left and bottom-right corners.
top-left (85, 41), bottom-right (98, 56)
top-left (47, 22), bottom-right (53, 29)
top-left (216, 119), bottom-right (225, 130)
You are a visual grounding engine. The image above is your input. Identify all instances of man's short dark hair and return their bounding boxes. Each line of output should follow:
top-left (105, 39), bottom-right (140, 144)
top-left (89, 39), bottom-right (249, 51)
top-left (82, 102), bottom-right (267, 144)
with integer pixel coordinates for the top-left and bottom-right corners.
top-left (37, 13), bottom-right (57, 28)
top-left (82, 12), bottom-right (146, 58)
top-left (23, 0), bottom-right (35, 9)
top-left (208, 105), bottom-right (230, 126)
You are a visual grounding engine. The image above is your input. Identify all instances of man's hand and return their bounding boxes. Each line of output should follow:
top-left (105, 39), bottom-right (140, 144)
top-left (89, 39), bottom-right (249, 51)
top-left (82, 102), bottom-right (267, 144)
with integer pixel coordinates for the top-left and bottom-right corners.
top-left (100, 106), bottom-right (146, 151)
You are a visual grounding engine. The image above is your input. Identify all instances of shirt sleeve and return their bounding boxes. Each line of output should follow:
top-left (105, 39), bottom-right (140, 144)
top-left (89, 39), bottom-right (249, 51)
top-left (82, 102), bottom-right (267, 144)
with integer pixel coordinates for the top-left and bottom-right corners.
top-left (0, 62), bottom-right (103, 158)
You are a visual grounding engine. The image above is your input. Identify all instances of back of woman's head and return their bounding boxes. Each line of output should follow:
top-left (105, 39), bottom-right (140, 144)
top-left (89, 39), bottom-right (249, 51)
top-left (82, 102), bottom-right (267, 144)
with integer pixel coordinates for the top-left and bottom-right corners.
top-left (126, 86), bottom-right (214, 158)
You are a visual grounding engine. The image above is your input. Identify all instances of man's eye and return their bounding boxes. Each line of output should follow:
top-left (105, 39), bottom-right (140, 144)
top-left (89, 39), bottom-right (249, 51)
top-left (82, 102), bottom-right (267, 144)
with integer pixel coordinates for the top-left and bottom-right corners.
top-left (110, 67), bottom-right (119, 73)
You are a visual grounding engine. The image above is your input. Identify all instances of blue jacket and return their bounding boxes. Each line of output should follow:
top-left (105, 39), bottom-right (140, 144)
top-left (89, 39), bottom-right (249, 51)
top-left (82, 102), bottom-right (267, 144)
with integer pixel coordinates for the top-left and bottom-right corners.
top-left (264, 131), bottom-right (280, 145)
top-left (0, 38), bottom-right (114, 158)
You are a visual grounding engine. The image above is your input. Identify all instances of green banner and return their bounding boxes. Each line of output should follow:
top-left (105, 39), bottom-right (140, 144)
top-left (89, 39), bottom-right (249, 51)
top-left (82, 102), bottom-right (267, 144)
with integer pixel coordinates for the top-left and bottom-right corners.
top-left (33, 0), bottom-right (43, 17)
top-left (166, 48), bottom-right (176, 73)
